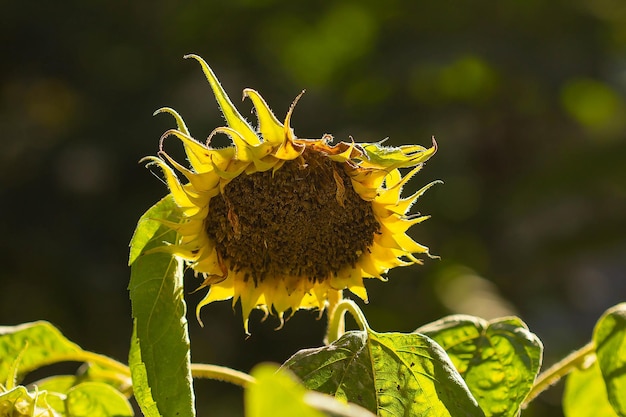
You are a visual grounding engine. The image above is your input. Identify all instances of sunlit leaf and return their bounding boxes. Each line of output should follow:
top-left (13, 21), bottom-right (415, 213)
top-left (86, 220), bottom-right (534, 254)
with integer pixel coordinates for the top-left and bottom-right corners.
top-left (129, 195), bottom-right (180, 265)
top-left (128, 324), bottom-right (160, 417)
top-left (284, 332), bottom-right (377, 411)
top-left (34, 374), bottom-right (77, 393)
top-left (594, 303), bottom-right (626, 416)
top-left (65, 381), bottom-right (133, 417)
top-left (563, 359), bottom-right (618, 417)
top-left (284, 329), bottom-right (484, 417)
top-left (0, 321), bottom-right (83, 384)
top-left (33, 375), bottom-right (76, 411)
top-left (128, 195), bottom-right (195, 417)
top-left (417, 315), bottom-right (542, 417)
top-left (246, 364), bottom-right (326, 417)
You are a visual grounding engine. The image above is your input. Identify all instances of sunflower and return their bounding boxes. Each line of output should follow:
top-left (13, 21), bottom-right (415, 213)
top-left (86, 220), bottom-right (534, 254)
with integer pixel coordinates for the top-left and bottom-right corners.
top-left (144, 54), bottom-right (438, 333)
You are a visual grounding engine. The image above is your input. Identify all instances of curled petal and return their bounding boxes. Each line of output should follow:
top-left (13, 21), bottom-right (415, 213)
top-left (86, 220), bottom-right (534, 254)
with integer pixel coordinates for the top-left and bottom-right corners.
top-left (243, 88), bottom-right (284, 146)
top-left (185, 54), bottom-right (260, 146)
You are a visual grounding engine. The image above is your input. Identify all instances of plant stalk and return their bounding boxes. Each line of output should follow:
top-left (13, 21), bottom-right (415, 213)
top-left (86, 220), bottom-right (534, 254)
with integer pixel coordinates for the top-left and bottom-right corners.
top-left (523, 341), bottom-right (595, 407)
top-left (190, 364), bottom-right (255, 387)
top-left (325, 299), bottom-right (369, 344)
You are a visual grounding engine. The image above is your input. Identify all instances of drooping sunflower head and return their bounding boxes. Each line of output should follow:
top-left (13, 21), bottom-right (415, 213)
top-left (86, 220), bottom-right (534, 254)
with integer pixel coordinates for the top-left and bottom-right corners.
top-left (145, 54), bottom-right (438, 333)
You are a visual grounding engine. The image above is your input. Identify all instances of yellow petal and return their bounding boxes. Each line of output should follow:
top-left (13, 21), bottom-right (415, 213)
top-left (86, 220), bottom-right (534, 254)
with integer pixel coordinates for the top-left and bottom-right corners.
top-left (243, 88), bottom-right (285, 146)
top-left (382, 213), bottom-right (431, 233)
top-left (160, 129), bottom-right (213, 174)
top-left (211, 156), bottom-right (249, 180)
top-left (348, 281), bottom-right (368, 302)
top-left (376, 165), bottom-right (424, 205)
top-left (234, 272), bottom-right (265, 331)
top-left (327, 140), bottom-right (356, 163)
top-left (196, 279), bottom-right (235, 326)
top-left (158, 151), bottom-right (221, 194)
top-left (141, 157), bottom-right (201, 211)
top-left (357, 251), bottom-right (384, 278)
top-left (184, 54), bottom-right (260, 146)
top-left (274, 91), bottom-right (306, 160)
top-left (330, 266), bottom-right (362, 292)
top-left (194, 251), bottom-right (226, 276)
top-left (154, 107), bottom-right (190, 136)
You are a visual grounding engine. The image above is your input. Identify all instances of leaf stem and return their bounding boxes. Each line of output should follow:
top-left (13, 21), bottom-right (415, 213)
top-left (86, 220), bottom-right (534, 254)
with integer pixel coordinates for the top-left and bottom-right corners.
top-left (190, 364), bottom-right (255, 387)
top-left (75, 351), bottom-right (132, 377)
top-left (523, 341), bottom-right (595, 406)
top-left (325, 299), bottom-right (370, 344)
top-left (42, 351), bottom-right (134, 397)
top-left (29, 350), bottom-right (255, 391)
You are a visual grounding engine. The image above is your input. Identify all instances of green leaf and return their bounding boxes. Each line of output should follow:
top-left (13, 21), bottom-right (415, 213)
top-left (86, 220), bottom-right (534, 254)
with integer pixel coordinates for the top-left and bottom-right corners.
top-left (128, 195), bottom-right (195, 417)
top-left (129, 195), bottom-right (180, 265)
top-left (563, 360), bottom-right (618, 417)
top-left (0, 321), bottom-right (83, 385)
top-left (128, 322), bottom-right (161, 417)
top-left (65, 382), bottom-right (134, 417)
top-left (34, 375), bottom-right (78, 411)
top-left (594, 303), bottom-right (626, 416)
top-left (284, 332), bottom-right (377, 411)
top-left (246, 364), bottom-right (326, 417)
top-left (283, 330), bottom-right (484, 417)
top-left (34, 375), bottom-right (79, 393)
top-left (417, 315), bottom-right (543, 417)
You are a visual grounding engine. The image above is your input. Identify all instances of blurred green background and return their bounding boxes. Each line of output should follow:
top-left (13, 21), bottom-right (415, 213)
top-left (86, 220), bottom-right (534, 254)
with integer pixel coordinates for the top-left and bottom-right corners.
top-left (2, 1), bottom-right (626, 415)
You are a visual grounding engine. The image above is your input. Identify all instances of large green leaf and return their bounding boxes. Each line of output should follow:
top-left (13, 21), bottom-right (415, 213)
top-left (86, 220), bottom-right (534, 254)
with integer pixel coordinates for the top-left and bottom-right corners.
top-left (283, 329), bottom-right (484, 417)
top-left (563, 360), bottom-right (618, 417)
top-left (128, 195), bottom-right (195, 417)
top-left (417, 315), bottom-right (543, 417)
top-left (594, 303), bottom-right (626, 416)
top-left (0, 321), bottom-right (83, 385)
top-left (65, 382), bottom-right (134, 417)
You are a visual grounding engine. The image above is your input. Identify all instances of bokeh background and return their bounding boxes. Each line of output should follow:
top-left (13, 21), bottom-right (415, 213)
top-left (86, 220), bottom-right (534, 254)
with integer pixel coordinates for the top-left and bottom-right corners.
top-left (2, 1), bottom-right (626, 415)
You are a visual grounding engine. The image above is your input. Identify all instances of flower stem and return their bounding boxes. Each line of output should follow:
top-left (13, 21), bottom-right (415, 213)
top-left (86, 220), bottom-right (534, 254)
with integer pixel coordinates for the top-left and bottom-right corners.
top-left (523, 341), bottom-right (595, 407)
top-left (325, 299), bottom-right (370, 344)
top-left (190, 364), bottom-right (256, 387)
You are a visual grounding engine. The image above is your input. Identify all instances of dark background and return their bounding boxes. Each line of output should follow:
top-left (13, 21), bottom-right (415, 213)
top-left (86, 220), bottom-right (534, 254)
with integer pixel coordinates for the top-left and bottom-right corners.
top-left (2, 1), bottom-right (625, 415)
